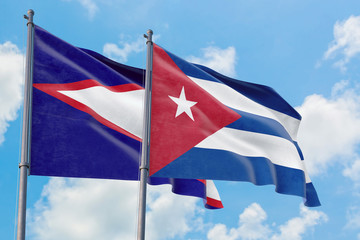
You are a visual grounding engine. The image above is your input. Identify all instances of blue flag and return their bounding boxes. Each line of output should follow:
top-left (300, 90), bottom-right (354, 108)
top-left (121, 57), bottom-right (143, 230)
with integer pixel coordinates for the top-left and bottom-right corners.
top-left (30, 25), bottom-right (223, 209)
top-left (147, 44), bottom-right (320, 207)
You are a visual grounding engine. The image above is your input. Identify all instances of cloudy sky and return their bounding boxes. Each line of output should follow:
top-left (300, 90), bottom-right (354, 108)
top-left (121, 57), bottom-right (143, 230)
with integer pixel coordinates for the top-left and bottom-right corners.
top-left (1, 1), bottom-right (360, 239)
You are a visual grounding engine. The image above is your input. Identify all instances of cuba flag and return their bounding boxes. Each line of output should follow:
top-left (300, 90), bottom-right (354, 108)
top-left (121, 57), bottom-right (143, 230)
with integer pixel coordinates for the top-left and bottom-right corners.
top-left (30, 25), bottom-right (223, 209)
top-left (148, 44), bottom-right (320, 207)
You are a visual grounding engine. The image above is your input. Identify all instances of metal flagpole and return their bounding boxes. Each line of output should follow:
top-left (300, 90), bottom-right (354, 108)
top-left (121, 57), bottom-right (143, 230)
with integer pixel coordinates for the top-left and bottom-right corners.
top-left (17, 9), bottom-right (35, 240)
top-left (137, 29), bottom-right (153, 240)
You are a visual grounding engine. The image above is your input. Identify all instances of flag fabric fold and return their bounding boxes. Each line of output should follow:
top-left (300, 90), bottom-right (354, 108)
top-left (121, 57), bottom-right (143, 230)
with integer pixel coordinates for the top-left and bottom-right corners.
top-left (30, 25), bottom-right (223, 209)
top-left (148, 44), bottom-right (320, 207)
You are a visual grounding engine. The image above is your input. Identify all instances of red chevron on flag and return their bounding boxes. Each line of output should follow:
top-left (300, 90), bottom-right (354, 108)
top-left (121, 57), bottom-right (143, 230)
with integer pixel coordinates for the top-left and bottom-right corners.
top-left (33, 80), bottom-right (144, 141)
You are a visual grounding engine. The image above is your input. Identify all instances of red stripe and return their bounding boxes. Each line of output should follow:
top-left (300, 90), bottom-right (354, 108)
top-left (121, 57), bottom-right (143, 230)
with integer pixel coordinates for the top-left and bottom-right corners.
top-left (206, 197), bottom-right (224, 209)
top-left (195, 179), bottom-right (223, 209)
top-left (196, 179), bottom-right (206, 184)
top-left (33, 79), bottom-right (143, 92)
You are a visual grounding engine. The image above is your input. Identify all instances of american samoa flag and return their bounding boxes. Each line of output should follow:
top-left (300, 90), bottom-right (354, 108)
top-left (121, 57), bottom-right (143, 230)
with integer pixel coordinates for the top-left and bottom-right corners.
top-left (147, 44), bottom-right (320, 207)
top-left (30, 25), bottom-right (223, 209)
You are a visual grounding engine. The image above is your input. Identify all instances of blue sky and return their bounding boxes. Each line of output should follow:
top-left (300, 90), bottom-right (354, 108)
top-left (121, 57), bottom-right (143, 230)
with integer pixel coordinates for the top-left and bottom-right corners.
top-left (1, 0), bottom-right (360, 239)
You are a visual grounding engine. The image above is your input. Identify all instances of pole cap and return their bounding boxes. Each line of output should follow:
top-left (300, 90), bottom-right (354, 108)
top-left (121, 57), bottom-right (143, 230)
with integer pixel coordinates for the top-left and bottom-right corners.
top-left (28, 9), bottom-right (34, 16)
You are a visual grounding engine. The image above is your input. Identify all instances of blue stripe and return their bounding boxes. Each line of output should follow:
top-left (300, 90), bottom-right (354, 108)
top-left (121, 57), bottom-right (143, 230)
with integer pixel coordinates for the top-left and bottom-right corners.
top-left (228, 109), bottom-right (293, 141)
top-left (152, 147), bottom-right (320, 206)
top-left (304, 182), bottom-right (321, 207)
top-left (205, 203), bottom-right (221, 210)
top-left (148, 178), bottom-right (206, 199)
top-left (293, 141), bottom-right (304, 160)
top-left (163, 47), bottom-right (301, 120)
top-left (148, 178), bottom-right (221, 209)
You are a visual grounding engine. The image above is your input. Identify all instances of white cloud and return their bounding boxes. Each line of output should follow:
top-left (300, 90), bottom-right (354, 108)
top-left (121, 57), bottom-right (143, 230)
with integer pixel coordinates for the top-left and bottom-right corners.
top-left (345, 206), bottom-right (360, 230)
top-left (103, 42), bottom-right (236, 76)
top-left (208, 224), bottom-right (240, 240)
top-left (323, 15), bottom-right (360, 71)
top-left (62, 0), bottom-right (98, 19)
top-left (343, 159), bottom-right (360, 184)
top-left (146, 184), bottom-right (202, 239)
top-left (79, 0), bottom-right (98, 19)
top-left (207, 203), bottom-right (327, 240)
top-left (187, 46), bottom-right (237, 77)
top-left (236, 203), bottom-right (271, 240)
top-left (296, 80), bottom-right (360, 176)
top-left (0, 41), bottom-right (24, 145)
top-left (103, 37), bottom-right (146, 63)
top-left (28, 178), bottom-right (202, 240)
top-left (208, 203), bottom-right (270, 240)
top-left (270, 206), bottom-right (328, 240)
top-left (28, 178), bottom-right (139, 240)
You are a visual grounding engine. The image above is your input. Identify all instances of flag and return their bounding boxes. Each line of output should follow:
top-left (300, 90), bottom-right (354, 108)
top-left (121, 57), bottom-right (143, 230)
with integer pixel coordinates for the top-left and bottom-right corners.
top-left (148, 44), bottom-right (320, 207)
top-left (30, 25), bottom-right (223, 209)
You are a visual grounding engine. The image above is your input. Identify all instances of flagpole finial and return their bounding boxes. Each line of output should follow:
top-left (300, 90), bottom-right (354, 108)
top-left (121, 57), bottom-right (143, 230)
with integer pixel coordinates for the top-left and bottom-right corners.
top-left (144, 29), bottom-right (153, 43)
top-left (25, 9), bottom-right (35, 25)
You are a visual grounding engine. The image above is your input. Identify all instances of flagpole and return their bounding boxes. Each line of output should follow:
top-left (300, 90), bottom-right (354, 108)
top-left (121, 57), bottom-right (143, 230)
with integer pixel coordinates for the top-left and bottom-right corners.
top-left (137, 29), bottom-right (153, 240)
top-left (17, 9), bottom-right (35, 240)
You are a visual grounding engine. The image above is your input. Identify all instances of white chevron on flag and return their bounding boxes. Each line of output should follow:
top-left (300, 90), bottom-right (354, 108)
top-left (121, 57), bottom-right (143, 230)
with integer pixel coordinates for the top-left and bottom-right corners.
top-left (58, 86), bottom-right (145, 139)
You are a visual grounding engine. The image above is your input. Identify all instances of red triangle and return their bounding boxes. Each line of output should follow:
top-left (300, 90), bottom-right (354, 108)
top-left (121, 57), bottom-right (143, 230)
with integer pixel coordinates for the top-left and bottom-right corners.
top-left (149, 44), bottom-right (241, 176)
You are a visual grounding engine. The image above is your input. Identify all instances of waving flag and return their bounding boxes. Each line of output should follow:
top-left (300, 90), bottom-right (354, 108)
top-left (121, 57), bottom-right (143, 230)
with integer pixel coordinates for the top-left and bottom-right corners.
top-left (30, 25), bottom-right (223, 209)
top-left (148, 44), bottom-right (320, 207)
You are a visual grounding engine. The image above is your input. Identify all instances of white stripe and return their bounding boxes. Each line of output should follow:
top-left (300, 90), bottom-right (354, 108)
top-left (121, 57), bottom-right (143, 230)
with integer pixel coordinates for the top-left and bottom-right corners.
top-left (59, 87), bottom-right (144, 138)
top-left (205, 180), bottom-right (221, 201)
top-left (195, 127), bottom-right (307, 174)
top-left (301, 161), bottom-right (311, 183)
top-left (188, 76), bottom-right (300, 141)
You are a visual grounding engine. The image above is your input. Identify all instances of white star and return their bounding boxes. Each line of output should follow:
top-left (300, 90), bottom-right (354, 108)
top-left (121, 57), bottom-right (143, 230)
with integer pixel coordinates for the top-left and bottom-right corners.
top-left (169, 86), bottom-right (197, 121)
